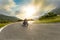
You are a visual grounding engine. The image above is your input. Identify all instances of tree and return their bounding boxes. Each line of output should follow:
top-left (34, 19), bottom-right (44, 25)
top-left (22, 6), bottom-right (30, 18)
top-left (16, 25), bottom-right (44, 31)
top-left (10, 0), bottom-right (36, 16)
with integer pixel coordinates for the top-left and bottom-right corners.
top-left (48, 12), bottom-right (57, 17)
top-left (39, 12), bottom-right (57, 20)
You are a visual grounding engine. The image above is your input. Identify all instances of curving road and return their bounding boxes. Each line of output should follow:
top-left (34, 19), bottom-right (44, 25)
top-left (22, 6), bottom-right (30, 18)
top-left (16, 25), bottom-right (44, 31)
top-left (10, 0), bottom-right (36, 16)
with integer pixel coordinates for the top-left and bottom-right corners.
top-left (0, 22), bottom-right (60, 40)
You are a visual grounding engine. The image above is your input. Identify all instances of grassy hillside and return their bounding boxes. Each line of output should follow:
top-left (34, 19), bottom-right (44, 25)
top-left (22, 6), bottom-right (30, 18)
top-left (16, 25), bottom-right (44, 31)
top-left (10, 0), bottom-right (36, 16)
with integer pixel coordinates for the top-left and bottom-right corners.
top-left (36, 12), bottom-right (60, 23)
top-left (0, 14), bottom-right (22, 23)
top-left (0, 14), bottom-right (22, 28)
top-left (36, 15), bottom-right (60, 23)
top-left (52, 8), bottom-right (60, 15)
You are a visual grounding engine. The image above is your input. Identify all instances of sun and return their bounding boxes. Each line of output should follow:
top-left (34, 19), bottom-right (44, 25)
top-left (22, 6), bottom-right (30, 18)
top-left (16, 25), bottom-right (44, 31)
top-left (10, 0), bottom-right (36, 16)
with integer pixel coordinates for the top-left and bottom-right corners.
top-left (22, 5), bottom-right (37, 19)
top-left (16, 5), bottom-right (39, 19)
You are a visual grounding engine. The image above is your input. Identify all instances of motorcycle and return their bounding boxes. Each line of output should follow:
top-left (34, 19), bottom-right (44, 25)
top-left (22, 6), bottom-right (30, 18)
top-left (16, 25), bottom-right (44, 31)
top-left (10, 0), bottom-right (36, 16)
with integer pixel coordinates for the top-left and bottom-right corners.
top-left (23, 22), bottom-right (28, 27)
top-left (22, 19), bottom-right (28, 27)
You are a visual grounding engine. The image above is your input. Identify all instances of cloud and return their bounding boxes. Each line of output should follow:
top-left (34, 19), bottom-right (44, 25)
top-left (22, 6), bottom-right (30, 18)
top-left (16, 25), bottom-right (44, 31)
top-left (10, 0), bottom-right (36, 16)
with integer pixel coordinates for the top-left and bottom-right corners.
top-left (0, 0), bottom-right (32, 17)
top-left (30, 0), bottom-right (60, 17)
top-left (0, 0), bottom-right (16, 16)
top-left (0, 0), bottom-right (60, 19)
top-left (16, 0), bottom-right (60, 19)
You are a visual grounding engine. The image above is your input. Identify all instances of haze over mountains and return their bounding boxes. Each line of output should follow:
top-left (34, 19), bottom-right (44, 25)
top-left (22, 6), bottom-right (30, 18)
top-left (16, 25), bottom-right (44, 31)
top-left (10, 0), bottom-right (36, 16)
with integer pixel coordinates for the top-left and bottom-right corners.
top-left (0, 14), bottom-right (21, 23)
top-left (52, 8), bottom-right (60, 15)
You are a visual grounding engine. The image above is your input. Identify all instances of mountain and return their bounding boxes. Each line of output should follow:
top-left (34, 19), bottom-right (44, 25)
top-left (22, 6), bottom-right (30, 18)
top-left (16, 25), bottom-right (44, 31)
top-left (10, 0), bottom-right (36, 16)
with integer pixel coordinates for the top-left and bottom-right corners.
top-left (52, 8), bottom-right (60, 15)
top-left (0, 14), bottom-right (22, 23)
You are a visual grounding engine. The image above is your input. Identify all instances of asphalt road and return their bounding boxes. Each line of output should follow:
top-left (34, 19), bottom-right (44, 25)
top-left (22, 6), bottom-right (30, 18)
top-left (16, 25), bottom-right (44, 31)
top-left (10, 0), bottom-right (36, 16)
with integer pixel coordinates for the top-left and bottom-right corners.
top-left (0, 22), bottom-right (60, 40)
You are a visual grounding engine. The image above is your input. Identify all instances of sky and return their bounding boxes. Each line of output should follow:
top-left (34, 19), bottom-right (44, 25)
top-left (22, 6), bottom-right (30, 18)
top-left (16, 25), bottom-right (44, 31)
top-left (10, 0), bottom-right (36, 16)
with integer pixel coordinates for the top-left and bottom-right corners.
top-left (0, 0), bottom-right (60, 19)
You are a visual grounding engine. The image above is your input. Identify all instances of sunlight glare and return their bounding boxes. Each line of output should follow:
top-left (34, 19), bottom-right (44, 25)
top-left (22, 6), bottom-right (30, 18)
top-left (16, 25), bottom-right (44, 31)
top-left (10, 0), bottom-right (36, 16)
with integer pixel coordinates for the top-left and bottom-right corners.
top-left (22, 5), bottom-right (37, 19)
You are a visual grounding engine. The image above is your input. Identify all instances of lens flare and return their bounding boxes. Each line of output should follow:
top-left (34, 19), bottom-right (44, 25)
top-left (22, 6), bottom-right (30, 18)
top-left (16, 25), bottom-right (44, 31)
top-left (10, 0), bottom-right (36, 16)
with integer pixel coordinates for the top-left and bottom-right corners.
top-left (16, 0), bottom-right (56, 19)
top-left (21, 5), bottom-right (37, 19)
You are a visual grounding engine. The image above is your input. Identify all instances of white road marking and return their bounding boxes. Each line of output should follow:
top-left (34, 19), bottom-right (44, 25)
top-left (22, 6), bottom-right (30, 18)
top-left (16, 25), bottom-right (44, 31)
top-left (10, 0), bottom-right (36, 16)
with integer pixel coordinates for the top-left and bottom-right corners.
top-left (0, 24), bottom-right (10, 32)
top-left (0, 22), bottom-right (21, 32)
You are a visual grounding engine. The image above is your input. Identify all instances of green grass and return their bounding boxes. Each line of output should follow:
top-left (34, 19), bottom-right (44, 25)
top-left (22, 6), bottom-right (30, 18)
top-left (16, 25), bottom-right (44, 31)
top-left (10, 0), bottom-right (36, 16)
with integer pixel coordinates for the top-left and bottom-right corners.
top-left (0, 23), bottom-right (9, 28)
top-left (0, 22), bottom-right (12, 28)
top-left (35, 15), bottom-right (60, 23)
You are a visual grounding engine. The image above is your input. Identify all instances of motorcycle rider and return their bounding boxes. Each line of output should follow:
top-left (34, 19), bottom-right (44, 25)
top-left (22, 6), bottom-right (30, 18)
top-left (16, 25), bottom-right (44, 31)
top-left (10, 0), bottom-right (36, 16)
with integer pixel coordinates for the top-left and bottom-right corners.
top-left (23, 19), bottom-right (28, 26)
